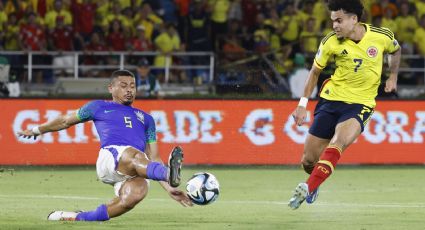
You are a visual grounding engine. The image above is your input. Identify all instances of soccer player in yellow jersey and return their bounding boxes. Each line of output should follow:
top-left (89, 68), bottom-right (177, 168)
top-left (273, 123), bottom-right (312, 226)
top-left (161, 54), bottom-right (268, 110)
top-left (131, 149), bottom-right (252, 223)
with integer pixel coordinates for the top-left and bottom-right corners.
top-left (288, 0), bottom-right (401, 210)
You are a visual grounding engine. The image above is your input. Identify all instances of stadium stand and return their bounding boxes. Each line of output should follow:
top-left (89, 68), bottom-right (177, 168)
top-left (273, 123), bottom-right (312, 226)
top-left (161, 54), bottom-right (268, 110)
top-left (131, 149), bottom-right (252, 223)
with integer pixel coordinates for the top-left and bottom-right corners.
top-left (0, 0), bottom-right (423, 98)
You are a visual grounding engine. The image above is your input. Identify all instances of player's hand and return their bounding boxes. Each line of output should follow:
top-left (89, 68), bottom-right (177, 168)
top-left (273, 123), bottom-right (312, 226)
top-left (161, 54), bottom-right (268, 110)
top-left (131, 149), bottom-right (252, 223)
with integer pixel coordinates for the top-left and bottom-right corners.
top-left (292, 106), bottom-right (307, 126)
top-left (384, 78), bottom-right (397, 93)
top-left (167, 187), bottom-right (193, 207)
top-left (17, 129), bottom-right (39, 140)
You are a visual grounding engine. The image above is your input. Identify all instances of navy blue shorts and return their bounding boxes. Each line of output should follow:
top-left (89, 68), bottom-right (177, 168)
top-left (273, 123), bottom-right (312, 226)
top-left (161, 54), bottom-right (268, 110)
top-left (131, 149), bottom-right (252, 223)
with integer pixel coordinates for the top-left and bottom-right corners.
top-left (309, 98), bottom-right (374, 139)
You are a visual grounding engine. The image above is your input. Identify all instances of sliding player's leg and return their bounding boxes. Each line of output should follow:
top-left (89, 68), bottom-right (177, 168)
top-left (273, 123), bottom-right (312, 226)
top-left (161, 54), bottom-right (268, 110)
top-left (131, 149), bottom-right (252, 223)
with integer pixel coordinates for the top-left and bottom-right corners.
top-left (104, 177), bottom-right (149, 218)
top-left (48, 177), bottom-right (149, 221)
top-left (117, 146), bottom-right (183, 187)
top-left (47, 146), bottom-right (184, 221)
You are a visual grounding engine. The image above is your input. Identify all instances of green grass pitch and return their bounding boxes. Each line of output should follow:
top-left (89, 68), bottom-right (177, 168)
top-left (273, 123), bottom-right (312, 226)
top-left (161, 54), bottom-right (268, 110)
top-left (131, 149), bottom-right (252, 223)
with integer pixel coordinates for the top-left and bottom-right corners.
top-left (0, 166), bottom-right (424, 230)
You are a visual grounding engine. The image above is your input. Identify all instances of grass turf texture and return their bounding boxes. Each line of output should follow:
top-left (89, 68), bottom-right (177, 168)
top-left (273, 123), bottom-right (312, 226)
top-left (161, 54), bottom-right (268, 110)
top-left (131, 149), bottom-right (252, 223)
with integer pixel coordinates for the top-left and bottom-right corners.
top-left (0, 166), bottom-right (424, 230)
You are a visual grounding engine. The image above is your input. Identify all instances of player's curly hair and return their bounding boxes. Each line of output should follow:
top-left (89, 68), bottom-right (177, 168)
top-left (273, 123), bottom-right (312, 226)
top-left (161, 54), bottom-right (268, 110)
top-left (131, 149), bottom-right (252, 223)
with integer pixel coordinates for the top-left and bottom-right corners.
top-left (327, 0), bottom-right (364, 21)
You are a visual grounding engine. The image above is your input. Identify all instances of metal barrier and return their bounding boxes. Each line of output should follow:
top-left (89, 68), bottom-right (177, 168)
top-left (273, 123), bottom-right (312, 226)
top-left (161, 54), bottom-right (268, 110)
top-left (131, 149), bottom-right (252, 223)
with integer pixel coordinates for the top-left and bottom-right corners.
top-left (0, 51), bottom-right (215, 84)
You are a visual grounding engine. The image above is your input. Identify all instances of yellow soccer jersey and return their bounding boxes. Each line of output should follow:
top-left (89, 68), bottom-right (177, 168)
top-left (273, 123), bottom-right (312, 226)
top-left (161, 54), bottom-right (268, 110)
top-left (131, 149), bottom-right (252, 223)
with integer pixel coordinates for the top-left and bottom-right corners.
top-left (314, 23), bottom-right (400, 108)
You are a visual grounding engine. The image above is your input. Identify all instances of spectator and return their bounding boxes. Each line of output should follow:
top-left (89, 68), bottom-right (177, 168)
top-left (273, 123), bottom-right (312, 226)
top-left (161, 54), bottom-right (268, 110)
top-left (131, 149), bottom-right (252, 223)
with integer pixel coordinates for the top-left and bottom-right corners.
top-left (381, 7), bottom-right (398, 35)
top-left (117, 0), bottom-right (132, 9)
top-left (299, 17), bottom-right (320, 57)
top-left (101, 2), bottom-right (126, 33)
top-left (134, 3), bottom-right (161, 42)
top-left (208, 0), bottom-right (230, 50)
top-left (187, 0), bottom-right (211, 52)
top-left (280, 2), bottom-right (300, 50)
top-left (19, 12), bottom-right (46, 52)
top-left (127, 25), bottom-right (153, 65)
top-left (71, 0), bottom-right (97, 42)
top-left (264, 9), bottom-right (281, 51)
top-left (412, 14), bottom-right (425, 85)
top-left (312, 0), bottom-right (328, 31)
top-left (222, 34), bottom-right (245, 62)
top-left (4, 13), bottom-right (21, 51)
top-left (413, 15), bottom-right (425, 56)
top-left (273, 45), bottom-right (294, 78)
top-left (321, 17), bottom-right (333, 35)
top-left (228, 0), bottom-right (242, 22)
top-left (49, 17), bottom-right (75, 52)
top-left (128, 25), bottom-right (153, 52)
top-left (49, 16), bottom-right (76, 77)
top-left (44, 0), bottom-right (73, 31)
top-left (159, 0), bottom-right (178, 23)
top-left (0, 2), bottom-right (7, 31)
top-left (106, 19), bottom-right (126, 51)
top-left (288, 53), bottom-right (317, 98)
top-left (19, 12), bottom-right (48, 83)
top-left (143, 0), bottom-right (162, 13)
top-left (174, 0), bottom-right (191, 42)
top-left (83, 31), bottom-right (108, 77)
top-left (121, 7), bottom-right (135, 36)
top-left (253, 13), bottom-right (271, 53)
top-left (297, 0), bottom-right (319, 32)
top-left (154, 23), bottom-right (181, 82)
top-left (241, 0), bottom-right (258, 33)
top-left (395, 2), bottom-right (418, 55)
top-left (415, 0), bottom-right (425, 19)
top-left (371, 0), bottom-right (398, 18)
top-left (135, 58), bottom-right (161, 97)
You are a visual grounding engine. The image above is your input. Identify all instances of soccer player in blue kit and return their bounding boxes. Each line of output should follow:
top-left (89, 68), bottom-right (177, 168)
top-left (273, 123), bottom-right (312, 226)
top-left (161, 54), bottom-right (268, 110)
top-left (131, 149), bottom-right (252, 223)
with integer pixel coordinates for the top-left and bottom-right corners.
top-left (18, 69), bottom-right (193, 221)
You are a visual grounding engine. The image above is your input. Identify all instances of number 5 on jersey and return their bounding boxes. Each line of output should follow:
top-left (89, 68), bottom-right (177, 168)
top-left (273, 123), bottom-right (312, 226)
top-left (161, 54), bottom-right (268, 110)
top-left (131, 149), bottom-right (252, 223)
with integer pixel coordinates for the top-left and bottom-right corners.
top-left (124, 116), bottom-right (133, 128)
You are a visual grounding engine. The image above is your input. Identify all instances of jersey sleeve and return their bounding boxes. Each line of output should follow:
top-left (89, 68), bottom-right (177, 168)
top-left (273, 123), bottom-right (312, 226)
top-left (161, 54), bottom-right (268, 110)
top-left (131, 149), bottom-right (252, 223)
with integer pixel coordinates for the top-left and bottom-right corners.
top-left (145, 114), bottom-right (157, 143)
top-left (77, 100), bottom-right (101, 122)
top-left (381, 27), bottom-right (400, 54)
top-left (313, 32), bottom-right (334, 69)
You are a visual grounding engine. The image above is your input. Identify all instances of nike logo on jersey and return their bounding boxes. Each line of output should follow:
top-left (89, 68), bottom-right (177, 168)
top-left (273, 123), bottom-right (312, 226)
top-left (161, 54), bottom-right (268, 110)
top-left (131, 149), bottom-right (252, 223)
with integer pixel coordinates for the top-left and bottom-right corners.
top-left (104, 110), bottom-right (115, 113)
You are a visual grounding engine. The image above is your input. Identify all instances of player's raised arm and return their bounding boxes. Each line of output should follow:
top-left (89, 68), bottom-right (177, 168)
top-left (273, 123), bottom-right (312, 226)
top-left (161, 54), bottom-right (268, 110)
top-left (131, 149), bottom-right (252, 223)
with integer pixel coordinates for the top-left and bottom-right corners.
top-left (17, 111), bottom-right (81, 139)
top-left (292, 64), bottom-right (322, 126)
top-left (385, 47), bottom-right (401, 93)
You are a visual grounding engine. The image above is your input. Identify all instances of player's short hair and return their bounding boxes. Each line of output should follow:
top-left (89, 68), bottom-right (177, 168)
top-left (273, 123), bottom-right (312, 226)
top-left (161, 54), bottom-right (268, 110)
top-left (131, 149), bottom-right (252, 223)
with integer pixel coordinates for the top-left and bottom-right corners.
top-left (110, 69), bottom-right (135, 83)
top-left (327, 0), bottom-right (364, 21)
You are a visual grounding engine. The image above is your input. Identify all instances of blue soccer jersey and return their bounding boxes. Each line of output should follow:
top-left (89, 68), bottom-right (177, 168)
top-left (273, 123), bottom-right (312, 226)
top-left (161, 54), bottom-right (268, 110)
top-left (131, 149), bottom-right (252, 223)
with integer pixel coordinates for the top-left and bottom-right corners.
top-left (77, 100), bottom-right (156, 152)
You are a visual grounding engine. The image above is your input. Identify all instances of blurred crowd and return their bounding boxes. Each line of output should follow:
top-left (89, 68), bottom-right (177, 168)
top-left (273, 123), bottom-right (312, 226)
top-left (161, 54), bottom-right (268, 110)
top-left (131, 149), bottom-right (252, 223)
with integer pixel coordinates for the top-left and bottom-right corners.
top-left (0, 0), bottom-right (424, 86)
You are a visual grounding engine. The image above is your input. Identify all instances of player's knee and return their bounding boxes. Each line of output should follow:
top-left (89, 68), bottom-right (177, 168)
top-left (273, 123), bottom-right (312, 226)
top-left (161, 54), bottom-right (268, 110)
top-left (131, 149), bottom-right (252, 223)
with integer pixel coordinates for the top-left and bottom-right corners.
top-left (301, 158), bottom-right (316, 174)
top-left (120, 179), bottom-right (148, 210)
top-left (121, 188), bottom-right (147, 210)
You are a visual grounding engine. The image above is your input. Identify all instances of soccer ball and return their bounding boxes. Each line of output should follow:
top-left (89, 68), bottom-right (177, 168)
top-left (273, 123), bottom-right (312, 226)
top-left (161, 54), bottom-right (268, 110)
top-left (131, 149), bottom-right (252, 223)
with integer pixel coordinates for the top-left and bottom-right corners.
top-left (186, 172), bottom-right (219, 205)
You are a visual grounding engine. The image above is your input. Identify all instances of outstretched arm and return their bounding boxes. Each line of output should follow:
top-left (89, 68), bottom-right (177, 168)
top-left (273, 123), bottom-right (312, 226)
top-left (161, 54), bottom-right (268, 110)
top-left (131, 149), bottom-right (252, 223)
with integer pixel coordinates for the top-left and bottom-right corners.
top-left (385, 48), bottom-right (401, 92)
top-left (17, 111), bottom-right (81, 139)
top-left (145, 143), bottom-right (193, 207)
top-left (292, 64), bottom-right (322, 126)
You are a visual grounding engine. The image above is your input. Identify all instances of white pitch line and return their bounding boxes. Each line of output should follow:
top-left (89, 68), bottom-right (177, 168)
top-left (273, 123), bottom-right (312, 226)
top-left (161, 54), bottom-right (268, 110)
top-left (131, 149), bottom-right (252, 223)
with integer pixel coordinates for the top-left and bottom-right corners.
top-left (0, 194), bottom-right (103, 200)
top-left (0, 194), bottom-right (424, 208)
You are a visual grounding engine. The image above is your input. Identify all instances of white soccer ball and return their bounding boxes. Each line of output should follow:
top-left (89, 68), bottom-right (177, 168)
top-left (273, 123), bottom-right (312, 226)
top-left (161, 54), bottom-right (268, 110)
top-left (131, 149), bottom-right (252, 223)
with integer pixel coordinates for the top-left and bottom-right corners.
top-left (186, 172), bottom-right (220, 205)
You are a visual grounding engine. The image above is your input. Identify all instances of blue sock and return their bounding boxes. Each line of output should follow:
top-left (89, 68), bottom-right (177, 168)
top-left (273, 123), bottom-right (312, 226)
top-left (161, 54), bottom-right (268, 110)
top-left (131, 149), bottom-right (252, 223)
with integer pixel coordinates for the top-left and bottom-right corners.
top-left (76, 204), bottom-right (110, 221)
top-left (146, 162), bottom-right (168, 181)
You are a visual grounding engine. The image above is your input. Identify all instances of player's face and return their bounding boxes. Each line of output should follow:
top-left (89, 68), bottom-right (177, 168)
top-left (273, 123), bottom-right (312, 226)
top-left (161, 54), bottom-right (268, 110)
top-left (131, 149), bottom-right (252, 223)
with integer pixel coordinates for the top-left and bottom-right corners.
top-left (330, 10), bottom-right (357, 38)
top-left (109, 76), bottom-right (136, 105)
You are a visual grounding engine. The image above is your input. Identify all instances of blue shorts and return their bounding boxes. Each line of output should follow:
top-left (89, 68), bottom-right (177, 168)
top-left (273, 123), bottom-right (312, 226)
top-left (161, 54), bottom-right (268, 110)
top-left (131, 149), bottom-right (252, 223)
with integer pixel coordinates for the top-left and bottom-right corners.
top-left (309, 98), bottom-right (374, 139)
